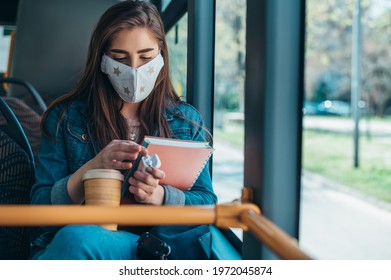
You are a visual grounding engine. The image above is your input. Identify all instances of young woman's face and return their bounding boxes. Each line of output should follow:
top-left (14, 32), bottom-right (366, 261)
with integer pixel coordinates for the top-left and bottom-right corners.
top-left (107, 27), bottom-right (160, 68)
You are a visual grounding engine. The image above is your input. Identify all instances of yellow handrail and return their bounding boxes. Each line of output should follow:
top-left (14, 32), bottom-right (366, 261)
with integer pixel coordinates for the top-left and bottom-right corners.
top-left (241, 209), bottom-right (312, 260)
top-left (0, 203), bottom-right (311, 260)
top-left (0, 205), bottom-right (214, 226)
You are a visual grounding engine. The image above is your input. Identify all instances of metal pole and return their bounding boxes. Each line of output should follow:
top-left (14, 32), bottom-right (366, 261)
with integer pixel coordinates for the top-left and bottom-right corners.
top-left (351, 0), bottom-right (362, 168)
top-left (244, 0), bottom-right (305, 259)
top-left (187, 0), bottom-right (215, 133)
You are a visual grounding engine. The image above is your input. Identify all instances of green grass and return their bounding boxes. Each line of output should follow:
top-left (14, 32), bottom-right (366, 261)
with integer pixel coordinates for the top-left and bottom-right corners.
top-left (214, 123), bottom-right (244, 147)
top-left (215, 121), bottom-right (391, 203)
top-left (302, 130), bottom-right (391, 203)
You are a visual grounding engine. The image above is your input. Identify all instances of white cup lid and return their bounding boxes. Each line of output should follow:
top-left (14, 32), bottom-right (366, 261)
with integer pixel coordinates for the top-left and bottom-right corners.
top-left (82, 169), bottom-right (124, 181)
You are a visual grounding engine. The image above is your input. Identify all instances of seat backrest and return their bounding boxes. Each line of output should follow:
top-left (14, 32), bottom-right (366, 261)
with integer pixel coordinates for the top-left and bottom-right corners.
top-left (0, 78), bottom-right (45, 164)
top-left (8, 0), bottom-right (118, 107)
top-left (1, 77), bottom-right (47, 115)
top-left (1, 96), bottom-right (41, 162)
top-left (0, 96), bottom-right (35, 260)
top-left (0, 96), bottom-right (34, 164)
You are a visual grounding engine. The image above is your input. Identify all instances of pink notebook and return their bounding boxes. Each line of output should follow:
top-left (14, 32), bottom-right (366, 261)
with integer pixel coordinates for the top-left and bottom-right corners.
top-left (142, 136), bottom-right (214, 190)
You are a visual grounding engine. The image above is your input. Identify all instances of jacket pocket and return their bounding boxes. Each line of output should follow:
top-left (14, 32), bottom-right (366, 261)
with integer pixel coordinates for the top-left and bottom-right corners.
top-left (170, 127), bottom-right (193, 140)
top-left (66, 120), bottom-right (93, 171)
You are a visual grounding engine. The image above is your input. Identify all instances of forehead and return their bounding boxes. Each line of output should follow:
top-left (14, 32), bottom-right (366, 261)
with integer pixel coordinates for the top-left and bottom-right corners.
top-left (108, 27), bottom-right (158, 51)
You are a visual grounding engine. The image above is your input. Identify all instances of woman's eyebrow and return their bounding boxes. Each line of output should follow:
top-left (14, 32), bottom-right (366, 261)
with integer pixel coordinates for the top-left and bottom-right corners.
top-left (137, 48), bottom-right (155, 54)
top-left (109, 49), bottom-right (128, 54)
top-left (109, 48), bottom-right (155, 54)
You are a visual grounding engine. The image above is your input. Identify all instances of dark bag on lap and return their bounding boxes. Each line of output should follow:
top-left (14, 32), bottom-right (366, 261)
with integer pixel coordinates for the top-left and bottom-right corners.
top-left (136, 225), bottom-right (211, 260)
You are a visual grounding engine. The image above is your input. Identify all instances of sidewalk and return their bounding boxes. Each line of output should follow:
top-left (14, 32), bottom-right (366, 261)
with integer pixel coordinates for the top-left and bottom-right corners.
top-left (300, 170), bottom-right (391, 260)
top-left (213, 139), bottom-right (391, 260)
top-left (303, 116), bottom-right (391, 136)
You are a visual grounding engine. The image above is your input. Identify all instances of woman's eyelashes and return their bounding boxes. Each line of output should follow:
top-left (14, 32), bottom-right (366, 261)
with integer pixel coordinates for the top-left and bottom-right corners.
top-left (114, 57), bottom-right (127, 62)
top-left (113, 56), bottom-right (152, 64)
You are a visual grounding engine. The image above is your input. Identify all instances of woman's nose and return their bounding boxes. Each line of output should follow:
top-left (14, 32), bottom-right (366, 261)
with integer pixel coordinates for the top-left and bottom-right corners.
top-left (127, 59), bottom-right (142, 68)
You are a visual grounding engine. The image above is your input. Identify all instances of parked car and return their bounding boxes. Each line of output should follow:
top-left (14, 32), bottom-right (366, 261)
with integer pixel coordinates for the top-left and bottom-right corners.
top-left (317, 100), bottom-right (351, 116)
top-left (303, 101), bottom-right (321, 115)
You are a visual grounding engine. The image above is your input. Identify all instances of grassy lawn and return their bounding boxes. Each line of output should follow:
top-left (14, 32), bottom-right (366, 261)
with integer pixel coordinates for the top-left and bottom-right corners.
top-left (215, 119), bottom-right (391, 203)
top-left (302, 130), bottom-right (391, 203)
top-left (214, 124), bottom-right (244, 147)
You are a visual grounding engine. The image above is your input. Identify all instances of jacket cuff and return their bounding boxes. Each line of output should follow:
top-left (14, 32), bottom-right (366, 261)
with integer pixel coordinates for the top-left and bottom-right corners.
top-left (162, 185), bottom-right (185, 205)
top-left (51, 175), bottom-right (73, 204)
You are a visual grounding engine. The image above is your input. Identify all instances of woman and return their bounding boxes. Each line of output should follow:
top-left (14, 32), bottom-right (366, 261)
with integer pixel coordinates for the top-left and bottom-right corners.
top-left (30, 0), bottom-right (217, 260)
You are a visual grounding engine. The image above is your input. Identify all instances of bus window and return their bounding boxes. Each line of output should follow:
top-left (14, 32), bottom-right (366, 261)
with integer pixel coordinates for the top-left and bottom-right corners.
top-left (300, 0), bottom-right (391, 259)
top-left (166, 13), bottom-right (188, 99)
top-left (213, 0), bottom-right (246, 204)
top-left (0, 26), bottom-right (12, 75)
top-left (212, 0), bottom-right (246, 240)
top-left (161, 0), bottom-right (172, 12)
top-left (166, 0), bottom-right (246, 205)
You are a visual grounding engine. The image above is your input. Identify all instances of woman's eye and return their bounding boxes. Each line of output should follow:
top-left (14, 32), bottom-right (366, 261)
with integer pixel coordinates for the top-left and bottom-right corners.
top-left (114, 57), bottom-right (126, 62)
top-left (141, 57), bottom-right (152, 61)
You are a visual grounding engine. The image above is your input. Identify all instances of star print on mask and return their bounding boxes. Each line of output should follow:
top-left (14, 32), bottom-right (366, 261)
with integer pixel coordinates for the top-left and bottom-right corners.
top-left (147, 66), bottom-right (154, 75)
top-left (101, 53), bottom-right (164, 103)
top-left (113, 67), bottom-right (121, 76)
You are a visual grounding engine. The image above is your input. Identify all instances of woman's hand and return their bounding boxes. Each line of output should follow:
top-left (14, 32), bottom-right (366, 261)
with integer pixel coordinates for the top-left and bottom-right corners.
top-left (92, 140), bottom-right (147, 170)
top-left (67, 139), bottom-right (146, 204)
top-left (128, 167), bottom-right (166, 205)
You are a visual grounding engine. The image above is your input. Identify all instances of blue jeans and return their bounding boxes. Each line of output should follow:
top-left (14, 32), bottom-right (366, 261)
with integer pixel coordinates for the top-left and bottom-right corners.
top-left (30, 225), bottom-right (140, 260)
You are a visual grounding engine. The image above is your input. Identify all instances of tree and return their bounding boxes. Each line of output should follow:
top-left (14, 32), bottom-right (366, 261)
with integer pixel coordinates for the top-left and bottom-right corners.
top-left (215, 0), bottom-right (246, 113)
top-left (306, 0), bottom-right (391, 117)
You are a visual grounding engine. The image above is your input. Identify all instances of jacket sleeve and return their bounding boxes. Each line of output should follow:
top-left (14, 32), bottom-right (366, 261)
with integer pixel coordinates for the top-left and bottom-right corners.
top-left (30, 106), bottom-right (73, 205)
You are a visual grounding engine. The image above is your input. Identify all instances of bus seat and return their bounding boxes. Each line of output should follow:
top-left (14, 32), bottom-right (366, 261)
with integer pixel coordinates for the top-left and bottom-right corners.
top-left (7, 0), bottom-right (118, 108)
top-left (0, 97), bottom-right (35, 260)
top-left (210, 226), bottom-right (241, 260)
top-left (1, 97), bottom-right (41, 162)
top-left (2, 30), bottom-right (16, 93)
top-left (1, 77), bottom-right (47, 115)
top-left (1, 78), bottom-right (45, 163)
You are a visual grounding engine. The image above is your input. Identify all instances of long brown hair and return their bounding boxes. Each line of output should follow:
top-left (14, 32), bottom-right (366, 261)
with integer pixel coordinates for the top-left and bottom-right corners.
top-left (41, 0), bottom-right (179, 148)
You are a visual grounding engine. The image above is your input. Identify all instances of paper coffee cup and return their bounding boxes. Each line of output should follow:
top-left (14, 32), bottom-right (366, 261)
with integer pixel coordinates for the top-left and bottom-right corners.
top-left (82, 169), bottom-right (124, 231)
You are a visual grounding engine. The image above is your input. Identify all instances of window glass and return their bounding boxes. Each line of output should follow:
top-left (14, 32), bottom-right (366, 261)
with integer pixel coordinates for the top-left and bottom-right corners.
top-left (161, 0), bottom-right (171, 12)
top-left (300, 0), bottom-right (391, 259)
top-left (166, 13), bottom-right (187, 99)
top-left (213, 0), bottom-right (246, 204)
top-left (0, 26), bottom-right (12, 73)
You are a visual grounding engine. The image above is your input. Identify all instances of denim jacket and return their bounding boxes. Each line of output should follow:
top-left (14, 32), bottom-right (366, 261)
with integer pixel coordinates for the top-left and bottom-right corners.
top-left (30, 97), bottom-right (217, 248)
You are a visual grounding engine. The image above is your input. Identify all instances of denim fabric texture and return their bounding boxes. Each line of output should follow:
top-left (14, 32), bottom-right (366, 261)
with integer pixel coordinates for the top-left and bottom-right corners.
top-left (31, 225), bottom-right (140, 260)
top-left (29, 97), bottom-right (217, 258)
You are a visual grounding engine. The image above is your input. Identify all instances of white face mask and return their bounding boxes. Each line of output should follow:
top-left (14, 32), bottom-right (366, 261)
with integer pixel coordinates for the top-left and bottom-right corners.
top-left (101, 53), bottom-right (164, 103)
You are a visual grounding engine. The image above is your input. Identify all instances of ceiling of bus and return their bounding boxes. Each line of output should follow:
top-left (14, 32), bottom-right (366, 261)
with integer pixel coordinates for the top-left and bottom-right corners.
top-left (0, 0), bottom-right (141, 27)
